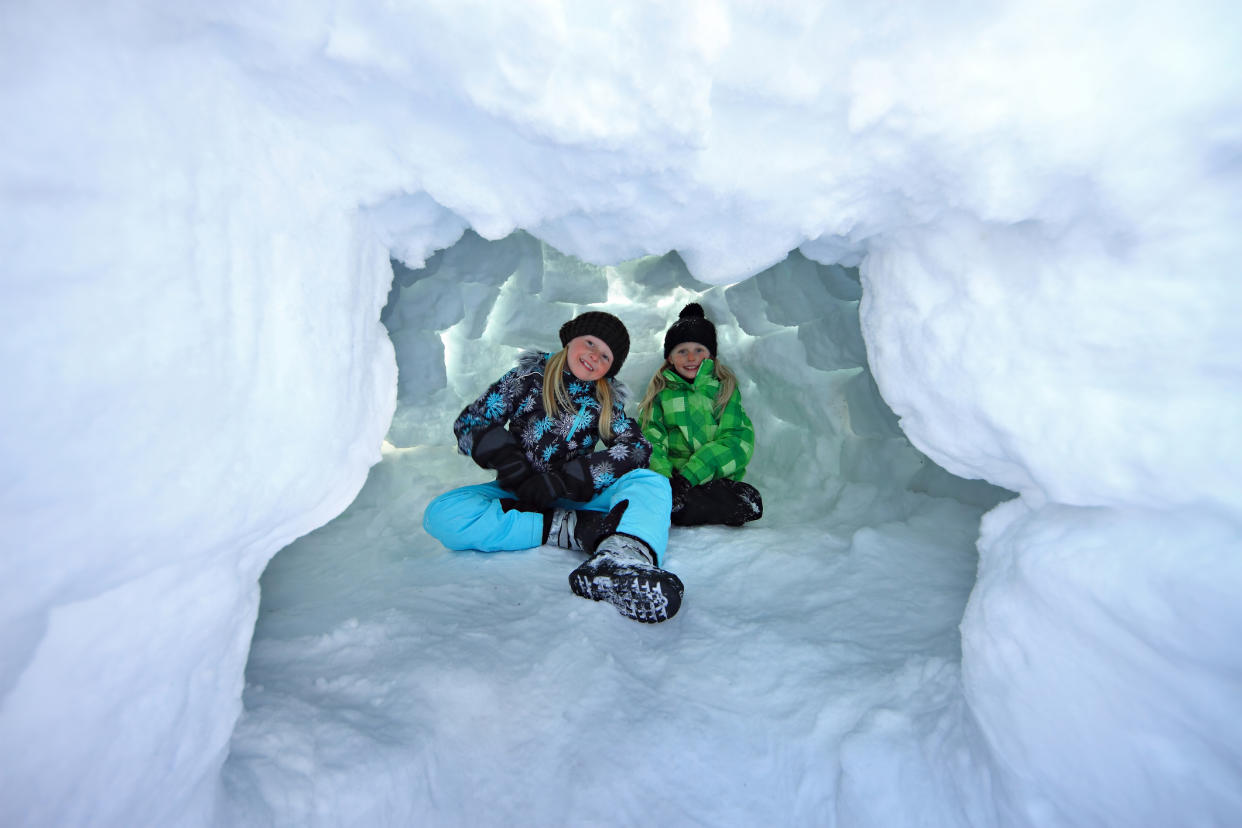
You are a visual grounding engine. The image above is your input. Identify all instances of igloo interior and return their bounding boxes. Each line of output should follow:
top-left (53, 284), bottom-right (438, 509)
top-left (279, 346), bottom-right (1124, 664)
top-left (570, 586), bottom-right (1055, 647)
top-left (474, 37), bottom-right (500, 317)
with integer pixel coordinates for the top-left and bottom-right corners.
top-left (2, 2), bottom-right (1241, 827)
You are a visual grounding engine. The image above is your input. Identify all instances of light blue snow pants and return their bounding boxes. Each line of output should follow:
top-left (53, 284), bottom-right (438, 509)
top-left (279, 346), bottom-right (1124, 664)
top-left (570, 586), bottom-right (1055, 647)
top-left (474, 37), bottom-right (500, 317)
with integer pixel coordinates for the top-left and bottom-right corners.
top-left (423, 468), bottom-right (672, 565)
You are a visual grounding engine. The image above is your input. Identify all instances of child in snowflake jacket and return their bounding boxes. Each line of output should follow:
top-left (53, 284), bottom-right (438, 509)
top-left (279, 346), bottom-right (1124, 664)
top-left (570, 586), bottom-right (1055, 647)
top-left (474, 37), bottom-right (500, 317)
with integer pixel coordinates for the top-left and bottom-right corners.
top-left (423, 311), bottom-right (683, 623)
top-left (639, 303), bottom-right (763, 527)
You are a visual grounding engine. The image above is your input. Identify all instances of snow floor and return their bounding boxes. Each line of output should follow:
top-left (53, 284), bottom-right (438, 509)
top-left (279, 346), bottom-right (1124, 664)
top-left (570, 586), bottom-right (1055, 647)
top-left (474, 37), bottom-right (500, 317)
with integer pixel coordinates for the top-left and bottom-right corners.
top-left (221, 443), bottom-right (996, 826)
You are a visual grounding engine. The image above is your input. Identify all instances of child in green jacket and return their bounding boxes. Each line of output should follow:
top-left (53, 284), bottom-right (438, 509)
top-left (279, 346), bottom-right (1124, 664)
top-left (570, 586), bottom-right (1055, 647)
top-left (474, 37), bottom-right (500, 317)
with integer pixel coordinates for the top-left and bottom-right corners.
top-left (638, 303), bottom-right (763, 526)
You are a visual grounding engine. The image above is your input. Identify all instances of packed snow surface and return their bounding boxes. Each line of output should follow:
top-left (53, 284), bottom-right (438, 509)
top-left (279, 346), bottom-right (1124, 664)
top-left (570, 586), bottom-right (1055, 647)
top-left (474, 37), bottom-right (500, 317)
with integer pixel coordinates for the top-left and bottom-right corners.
top-left (2, 0), bottom-right (1241, 826)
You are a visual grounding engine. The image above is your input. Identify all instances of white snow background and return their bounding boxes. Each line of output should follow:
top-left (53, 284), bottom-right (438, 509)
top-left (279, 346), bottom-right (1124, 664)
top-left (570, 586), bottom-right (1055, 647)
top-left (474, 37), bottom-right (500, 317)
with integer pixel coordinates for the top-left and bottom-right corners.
top-left (2, 1), bottom-right (1241, 826)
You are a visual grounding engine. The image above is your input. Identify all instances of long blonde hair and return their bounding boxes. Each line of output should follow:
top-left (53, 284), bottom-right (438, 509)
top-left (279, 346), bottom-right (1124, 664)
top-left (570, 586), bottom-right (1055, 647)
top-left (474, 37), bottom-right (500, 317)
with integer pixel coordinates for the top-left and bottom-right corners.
top-left (639, 359), bottom-right (738, 426)
top-left (542, 349), bottom-right (615, 439)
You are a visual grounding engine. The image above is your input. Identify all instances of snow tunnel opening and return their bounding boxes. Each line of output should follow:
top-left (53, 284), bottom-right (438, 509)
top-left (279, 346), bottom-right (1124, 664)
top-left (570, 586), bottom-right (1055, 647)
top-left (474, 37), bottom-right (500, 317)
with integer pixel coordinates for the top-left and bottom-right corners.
top-left (235, 224), bottom-right (1020, 642)
top-left (221, 228), bottom-right (1015, 817)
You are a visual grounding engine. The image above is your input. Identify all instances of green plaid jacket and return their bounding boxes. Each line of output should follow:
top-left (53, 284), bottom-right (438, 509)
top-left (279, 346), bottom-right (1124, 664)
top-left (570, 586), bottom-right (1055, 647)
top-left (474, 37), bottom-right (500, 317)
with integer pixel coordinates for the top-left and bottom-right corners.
top-left (642, 359), bottom-right (754, 486)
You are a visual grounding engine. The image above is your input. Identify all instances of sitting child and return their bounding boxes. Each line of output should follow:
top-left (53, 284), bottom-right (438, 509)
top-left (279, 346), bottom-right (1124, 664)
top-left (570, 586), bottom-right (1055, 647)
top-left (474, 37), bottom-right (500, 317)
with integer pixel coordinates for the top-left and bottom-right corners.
top-left (423, 311), bottom-right (683, 623)
top-left (638, 303), bottom-right (763, 527)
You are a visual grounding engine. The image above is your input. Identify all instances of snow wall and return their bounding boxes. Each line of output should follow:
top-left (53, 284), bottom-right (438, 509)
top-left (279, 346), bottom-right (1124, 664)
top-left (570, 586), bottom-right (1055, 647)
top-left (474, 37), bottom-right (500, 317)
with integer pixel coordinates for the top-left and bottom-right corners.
top-left (2, 2), bottom-right (1240, 826)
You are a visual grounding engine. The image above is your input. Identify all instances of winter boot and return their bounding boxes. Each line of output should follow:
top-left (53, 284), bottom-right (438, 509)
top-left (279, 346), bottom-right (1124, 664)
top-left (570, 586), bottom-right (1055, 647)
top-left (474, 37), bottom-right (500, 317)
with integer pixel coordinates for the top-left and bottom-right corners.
top-left (546, 501), bottom-right (628, 553)
top-left (569, 533), bottom-right (684, 623)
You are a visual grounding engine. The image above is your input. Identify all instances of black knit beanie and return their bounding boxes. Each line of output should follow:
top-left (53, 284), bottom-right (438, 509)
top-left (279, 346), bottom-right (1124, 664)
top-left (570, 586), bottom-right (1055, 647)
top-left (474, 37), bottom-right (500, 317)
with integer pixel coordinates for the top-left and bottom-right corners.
top-left (663, 303), bottom-right (717, 359)
top-left (558, 310), bottom-right (630, 377)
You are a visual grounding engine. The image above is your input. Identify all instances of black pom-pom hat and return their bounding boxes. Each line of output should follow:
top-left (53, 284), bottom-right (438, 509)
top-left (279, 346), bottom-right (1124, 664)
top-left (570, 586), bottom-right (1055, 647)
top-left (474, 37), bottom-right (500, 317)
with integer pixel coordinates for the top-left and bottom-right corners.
top-left (663, 303), bottom-right (718, 359)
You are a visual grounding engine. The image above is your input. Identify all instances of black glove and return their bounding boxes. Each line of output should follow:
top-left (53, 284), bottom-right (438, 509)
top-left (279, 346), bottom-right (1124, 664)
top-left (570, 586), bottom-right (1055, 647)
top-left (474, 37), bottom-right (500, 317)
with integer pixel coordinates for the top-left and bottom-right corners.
top-left (670, 471), bottom-right (692, 513)
top-left (472, 425), bottom-right (534, 491)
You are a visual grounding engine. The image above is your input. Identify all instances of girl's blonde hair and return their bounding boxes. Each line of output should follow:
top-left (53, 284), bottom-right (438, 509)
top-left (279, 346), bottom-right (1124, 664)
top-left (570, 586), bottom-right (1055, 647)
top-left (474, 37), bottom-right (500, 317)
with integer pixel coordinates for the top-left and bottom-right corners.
top-left (639, 359), bottom-right (738, 426)
top-left (542, 349), bottom-right (615, 439)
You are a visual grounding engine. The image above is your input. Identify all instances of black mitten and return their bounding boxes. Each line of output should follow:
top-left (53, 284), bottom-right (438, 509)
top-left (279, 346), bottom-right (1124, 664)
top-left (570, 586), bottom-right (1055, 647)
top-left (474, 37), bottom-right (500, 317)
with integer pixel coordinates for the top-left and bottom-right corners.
top-left (515, 458), bottom-right (596, 508)
top-left (515, 472), bottom-right (569, 508)
top-left (670, 471), bottom-right (692, 513)
top-left (472, 425), bottom-right (534, 490)
top-left (491, 445), bottom-right (534, 490)
top-left (554, 457), bottom-right (596, 502)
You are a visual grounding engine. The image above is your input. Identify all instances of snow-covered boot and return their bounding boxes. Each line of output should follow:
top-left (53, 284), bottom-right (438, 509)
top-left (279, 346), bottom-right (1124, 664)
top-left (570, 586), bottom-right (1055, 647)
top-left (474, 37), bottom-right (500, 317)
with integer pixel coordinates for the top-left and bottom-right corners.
top-left (547, 501), bottom-right (628, 553)
top-left (569, 533), bottom-right (684, 623)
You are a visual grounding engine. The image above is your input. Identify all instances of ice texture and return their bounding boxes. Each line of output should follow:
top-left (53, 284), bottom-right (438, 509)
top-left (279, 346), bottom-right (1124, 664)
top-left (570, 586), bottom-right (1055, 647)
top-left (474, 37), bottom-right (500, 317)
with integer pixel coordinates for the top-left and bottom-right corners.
top-left (2, 0), bottom-right (1240, 826)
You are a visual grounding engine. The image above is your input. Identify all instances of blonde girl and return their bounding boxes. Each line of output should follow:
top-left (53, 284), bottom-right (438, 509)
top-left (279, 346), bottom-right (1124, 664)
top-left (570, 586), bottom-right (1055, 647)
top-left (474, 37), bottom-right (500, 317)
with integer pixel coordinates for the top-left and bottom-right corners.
top-left (639, 303), bottom-right (762, 527)
top-left (424, 311), bottom-right (683, 623)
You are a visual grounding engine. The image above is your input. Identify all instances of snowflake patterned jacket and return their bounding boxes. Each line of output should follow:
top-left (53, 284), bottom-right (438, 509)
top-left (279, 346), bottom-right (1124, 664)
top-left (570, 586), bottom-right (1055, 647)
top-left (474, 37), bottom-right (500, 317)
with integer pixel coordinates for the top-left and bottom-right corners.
top-left (453, 350), bottom-right (653, 495)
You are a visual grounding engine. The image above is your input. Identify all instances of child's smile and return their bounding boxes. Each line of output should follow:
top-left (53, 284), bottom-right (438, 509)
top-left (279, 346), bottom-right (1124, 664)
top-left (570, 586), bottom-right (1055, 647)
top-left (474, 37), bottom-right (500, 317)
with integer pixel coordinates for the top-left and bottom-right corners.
top-left (566, 335), bottom-right (613, 381)
top-left (669, 341), bottom-right (710, 381)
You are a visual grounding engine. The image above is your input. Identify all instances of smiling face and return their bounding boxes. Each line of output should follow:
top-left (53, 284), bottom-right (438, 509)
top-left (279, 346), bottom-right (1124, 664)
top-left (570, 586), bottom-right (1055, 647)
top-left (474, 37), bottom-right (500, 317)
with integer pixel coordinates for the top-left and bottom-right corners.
top-left (565, 335), bottom-right (614, 381)
top-left (668, 341), bottom-right (711, 381)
